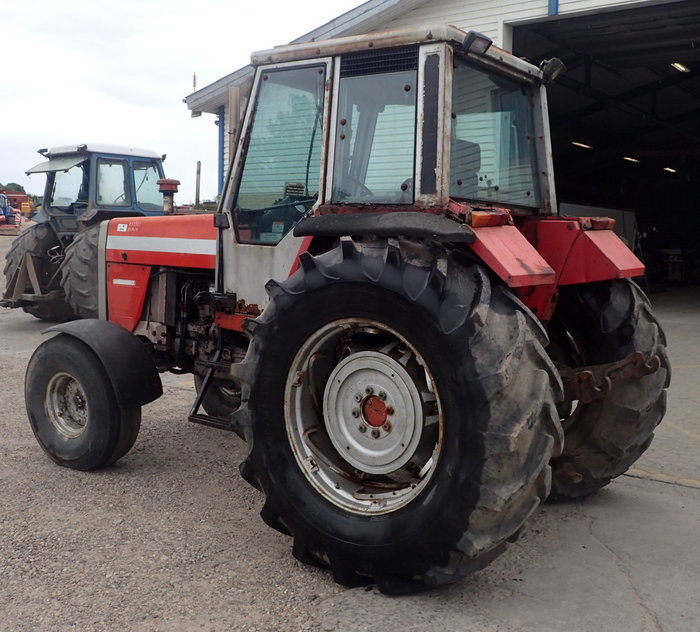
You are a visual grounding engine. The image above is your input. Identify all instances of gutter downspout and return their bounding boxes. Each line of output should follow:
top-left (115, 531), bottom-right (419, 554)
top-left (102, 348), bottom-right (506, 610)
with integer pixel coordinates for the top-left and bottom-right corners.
top-left (217, 105), bottom-right (225, 194)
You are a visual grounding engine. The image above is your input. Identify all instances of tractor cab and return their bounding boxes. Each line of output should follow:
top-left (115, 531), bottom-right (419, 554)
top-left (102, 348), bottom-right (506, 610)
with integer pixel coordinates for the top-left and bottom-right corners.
top-left (223, 26), bottom-right (558, 253)
top-left (27, 144), bottom-right (166, 243)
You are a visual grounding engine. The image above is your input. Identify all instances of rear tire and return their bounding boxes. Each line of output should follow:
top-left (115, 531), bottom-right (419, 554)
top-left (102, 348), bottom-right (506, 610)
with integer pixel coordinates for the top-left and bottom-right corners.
top-left (236, 239), bottom-right (563, 593)
top-left (548, 280), bottom-right (670, 500)
top-left (3, 223), bottom-right (75, 321)
top-left (60, 224), bottom-right (100, 319)
top-left (25, 334), bottom-right (141, 470)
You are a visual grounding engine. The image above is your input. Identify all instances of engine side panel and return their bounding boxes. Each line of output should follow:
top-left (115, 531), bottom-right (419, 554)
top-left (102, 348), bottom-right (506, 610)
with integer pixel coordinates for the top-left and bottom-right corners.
top-left (103, 214), bottom-right (216, 331)
top-left (106, 263), bottom-right (152, 331)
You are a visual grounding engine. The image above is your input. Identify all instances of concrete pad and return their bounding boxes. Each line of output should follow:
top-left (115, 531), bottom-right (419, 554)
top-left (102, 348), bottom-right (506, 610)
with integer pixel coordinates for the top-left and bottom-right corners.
top-left (1, 231), bottom-right (699, 631)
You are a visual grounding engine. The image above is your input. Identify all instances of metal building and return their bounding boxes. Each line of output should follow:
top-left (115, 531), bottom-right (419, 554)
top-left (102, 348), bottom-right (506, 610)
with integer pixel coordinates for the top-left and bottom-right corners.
top-left (185, 0), bottom-right (700, 287)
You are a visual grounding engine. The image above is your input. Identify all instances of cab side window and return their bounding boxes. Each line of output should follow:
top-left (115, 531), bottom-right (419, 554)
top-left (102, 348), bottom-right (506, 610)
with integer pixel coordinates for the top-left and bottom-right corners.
top-left (234, 65), bottom-right (326, 244)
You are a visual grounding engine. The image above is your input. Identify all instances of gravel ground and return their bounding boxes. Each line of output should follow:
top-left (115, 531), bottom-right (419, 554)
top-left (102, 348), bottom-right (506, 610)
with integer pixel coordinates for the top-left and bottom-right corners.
top-left (1, 232), bottom-right (699, 632)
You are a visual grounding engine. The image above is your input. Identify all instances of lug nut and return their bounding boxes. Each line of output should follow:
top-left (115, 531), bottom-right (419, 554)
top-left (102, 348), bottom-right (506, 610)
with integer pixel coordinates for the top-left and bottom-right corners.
top-left (352, 409), bottom-right (360, 418)
top-left (383, 421), bottom-right (392, 432)
top-left (379, 391), bottom-right (387, 400)
top-left (365, 386), bottom-right (374, 395)
top-left (386, 406), bottom-right (395, 416)
top-left (371, 429), bottom-right (381, 439)
top-left (358, 424), bottom-right (366, 433)
top-left (355, 394), bottom-right (362, 402)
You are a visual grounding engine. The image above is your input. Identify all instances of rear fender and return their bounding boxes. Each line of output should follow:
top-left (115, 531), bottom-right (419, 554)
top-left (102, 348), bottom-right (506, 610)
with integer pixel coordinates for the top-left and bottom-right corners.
top-left (520, 217), bottom-right (644, 284)
top-left (45, 319), bottom-right (162, 407)
top-left (517, 217), bottom-right (645, 322)
top-left (469, 224), bottom-right (556, 287)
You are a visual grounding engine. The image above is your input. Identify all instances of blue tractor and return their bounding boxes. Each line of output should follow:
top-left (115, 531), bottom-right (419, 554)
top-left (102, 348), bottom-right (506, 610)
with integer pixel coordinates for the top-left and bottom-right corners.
top-left (0, 193), bottom-right (17, 226)
top-left (2, 144), bottom-right (168, 320)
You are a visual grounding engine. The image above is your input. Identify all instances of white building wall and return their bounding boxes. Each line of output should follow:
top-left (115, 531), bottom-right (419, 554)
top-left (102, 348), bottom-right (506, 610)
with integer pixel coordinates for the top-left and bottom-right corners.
top-left (559, 0), bottom-right (655, 12)
top-left (372, 0), bottom-right (543, 46)
top-left (374, 0), bottom-right (669, 50)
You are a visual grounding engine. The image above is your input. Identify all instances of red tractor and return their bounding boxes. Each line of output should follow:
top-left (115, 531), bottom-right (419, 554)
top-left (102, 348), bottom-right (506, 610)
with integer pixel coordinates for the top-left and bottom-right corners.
top-left (23, 27), bottom-right (669, 594)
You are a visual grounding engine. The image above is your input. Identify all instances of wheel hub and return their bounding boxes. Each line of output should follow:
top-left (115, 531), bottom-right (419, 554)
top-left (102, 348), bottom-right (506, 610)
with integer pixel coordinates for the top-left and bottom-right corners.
top-left (46, 372), bottom-right (88, 439)
top-left (362, 395), bottom-right (388, 427)
top-left (323, 350), bottom-right (423, 475)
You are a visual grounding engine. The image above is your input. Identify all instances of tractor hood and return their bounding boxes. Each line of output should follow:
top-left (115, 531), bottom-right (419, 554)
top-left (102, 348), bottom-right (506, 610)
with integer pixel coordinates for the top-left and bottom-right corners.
top-left (26, 154), bottom-right (87, 175)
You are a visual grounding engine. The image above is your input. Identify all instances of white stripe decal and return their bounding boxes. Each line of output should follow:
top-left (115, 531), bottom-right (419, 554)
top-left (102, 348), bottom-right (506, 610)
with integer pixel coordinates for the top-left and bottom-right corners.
top-left (107, 235), bottom-right (216, 256)
top-left (113, 279), bottom-right (137, 286)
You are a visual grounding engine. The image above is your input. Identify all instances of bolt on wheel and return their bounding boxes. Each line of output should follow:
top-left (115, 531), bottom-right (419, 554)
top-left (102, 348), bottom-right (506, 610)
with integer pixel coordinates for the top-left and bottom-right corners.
top-left (284, 319), bottom-right (442, 515)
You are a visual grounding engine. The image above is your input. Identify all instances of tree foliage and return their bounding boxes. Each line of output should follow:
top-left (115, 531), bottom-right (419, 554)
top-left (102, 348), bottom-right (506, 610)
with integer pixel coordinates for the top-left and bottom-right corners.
top-left (0, 182), bottom-right (26, 193)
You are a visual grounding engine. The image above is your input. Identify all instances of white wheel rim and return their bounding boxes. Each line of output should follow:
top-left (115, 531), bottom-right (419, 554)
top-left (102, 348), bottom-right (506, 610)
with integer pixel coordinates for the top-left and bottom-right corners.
top-left (284, 319), bottom-right (442, 515)
top-left (45, 372), bottom-right (88, 439)
top-left (323, 351), bottom-right (423, 474)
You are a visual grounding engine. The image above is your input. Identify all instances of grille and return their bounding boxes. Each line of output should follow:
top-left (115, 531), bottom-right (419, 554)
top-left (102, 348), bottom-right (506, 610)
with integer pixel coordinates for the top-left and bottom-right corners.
top-left (340, 45), bottom-right (418, 78)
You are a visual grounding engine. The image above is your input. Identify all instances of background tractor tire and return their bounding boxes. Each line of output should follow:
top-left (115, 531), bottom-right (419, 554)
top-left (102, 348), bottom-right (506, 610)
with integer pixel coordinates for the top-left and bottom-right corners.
top-left (25, 334), bottom-right (141, 470)
top-left (60, 224), bottom-right (100, 319)
top-left (3, 223), bottom-right (75, 321)
top-left (548, 279), bottom-right (670, 500)
top-left (194, 374), bottom-right (242, 419)
top-left (234, 239), bottom-right (563, 594)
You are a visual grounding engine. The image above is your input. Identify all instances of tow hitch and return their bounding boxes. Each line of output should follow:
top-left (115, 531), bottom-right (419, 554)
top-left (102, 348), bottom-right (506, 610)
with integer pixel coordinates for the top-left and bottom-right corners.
top-left (557, 351), bottom-right (662, 404)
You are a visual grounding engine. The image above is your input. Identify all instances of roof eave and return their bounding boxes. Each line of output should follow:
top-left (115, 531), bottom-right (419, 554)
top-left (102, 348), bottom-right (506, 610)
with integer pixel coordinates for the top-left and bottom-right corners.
top-left (183, 0), bottom-right (431, 114)
top-left (184, 66), bottom-right (254, 115)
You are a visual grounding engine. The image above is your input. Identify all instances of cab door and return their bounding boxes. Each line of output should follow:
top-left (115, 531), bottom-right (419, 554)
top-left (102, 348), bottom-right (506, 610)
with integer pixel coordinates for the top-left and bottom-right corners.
top-left (220, 59), bottom-right (331, 307)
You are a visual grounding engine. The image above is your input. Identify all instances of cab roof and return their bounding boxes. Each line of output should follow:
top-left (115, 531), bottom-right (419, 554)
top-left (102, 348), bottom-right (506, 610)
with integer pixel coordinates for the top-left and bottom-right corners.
top-left (250, 25), bottom-right (543, 84)
top-left (43, 144), bottom-right (161, 159)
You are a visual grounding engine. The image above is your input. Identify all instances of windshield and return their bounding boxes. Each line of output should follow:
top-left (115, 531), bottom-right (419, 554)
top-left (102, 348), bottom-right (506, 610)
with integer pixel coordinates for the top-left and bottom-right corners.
top-left (49, 162), bottom-right (88, 211)
top-left (450, 58), bottom-right (540, 208)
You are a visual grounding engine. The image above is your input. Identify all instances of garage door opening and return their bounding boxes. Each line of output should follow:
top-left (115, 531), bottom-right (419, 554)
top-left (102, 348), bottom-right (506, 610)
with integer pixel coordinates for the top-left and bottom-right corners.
top-left (514, 1), bottom-right (700, 288)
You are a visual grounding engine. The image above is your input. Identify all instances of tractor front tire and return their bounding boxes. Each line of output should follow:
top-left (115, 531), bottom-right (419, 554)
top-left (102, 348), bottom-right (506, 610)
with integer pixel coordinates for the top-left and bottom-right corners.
top-left (3, 223), bottom-right (75, 321)
top-left (25, 334), bottom-right (141, 470)
top-left (235, 239), bottom-right (563, 594)
top-left (60, 224), bottom-right (100, 319)
top-left (548, 279), bottom-right (670, 500)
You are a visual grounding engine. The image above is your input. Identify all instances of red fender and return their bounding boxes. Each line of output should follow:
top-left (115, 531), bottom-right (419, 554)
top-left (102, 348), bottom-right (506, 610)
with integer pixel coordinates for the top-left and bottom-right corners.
top-left (468, 217), bottom-right (643, 323)
top-left (517, 217), bottom-right (644, 322)
top-left (469, 224), bottom-right (556, 287)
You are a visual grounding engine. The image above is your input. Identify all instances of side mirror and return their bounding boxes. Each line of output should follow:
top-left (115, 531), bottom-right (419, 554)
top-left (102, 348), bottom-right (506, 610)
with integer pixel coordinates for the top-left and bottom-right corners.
top-left (539, 58), bottom-right (566, 84)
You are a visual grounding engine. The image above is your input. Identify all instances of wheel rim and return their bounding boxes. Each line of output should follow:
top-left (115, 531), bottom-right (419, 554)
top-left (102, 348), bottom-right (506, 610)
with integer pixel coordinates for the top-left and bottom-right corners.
top-left (284, 318), bottom-right (443, 515)
top-left (45, 372), bottom-right (88, 439)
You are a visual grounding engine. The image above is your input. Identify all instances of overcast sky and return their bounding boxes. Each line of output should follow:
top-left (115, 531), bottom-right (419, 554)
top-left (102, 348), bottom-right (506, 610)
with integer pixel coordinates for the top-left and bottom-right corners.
top-left (0, 0), bottom-right (365, 204)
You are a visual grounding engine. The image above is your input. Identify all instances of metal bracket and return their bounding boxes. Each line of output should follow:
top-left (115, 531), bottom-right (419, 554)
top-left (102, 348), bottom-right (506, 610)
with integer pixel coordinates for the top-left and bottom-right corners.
top-left (1, 252), bottom-right (63, 308)
top-left (557, 351), bottom-right (662, 404)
